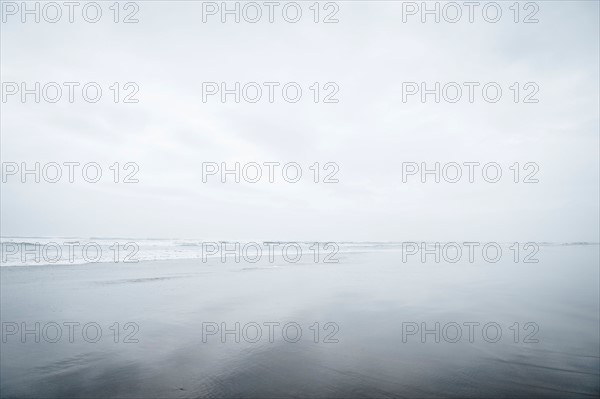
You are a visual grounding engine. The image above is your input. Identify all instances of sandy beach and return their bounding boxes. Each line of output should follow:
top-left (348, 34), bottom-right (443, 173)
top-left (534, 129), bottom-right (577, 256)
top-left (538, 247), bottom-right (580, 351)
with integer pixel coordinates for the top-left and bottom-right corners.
top-left (1, 244), bottom-right (598, 398)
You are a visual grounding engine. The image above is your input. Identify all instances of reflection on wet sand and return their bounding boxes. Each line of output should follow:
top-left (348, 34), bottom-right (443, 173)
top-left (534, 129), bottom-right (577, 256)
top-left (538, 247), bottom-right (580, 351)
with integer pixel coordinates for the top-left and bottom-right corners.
top-left (1, 246), bottom-right (598, 398)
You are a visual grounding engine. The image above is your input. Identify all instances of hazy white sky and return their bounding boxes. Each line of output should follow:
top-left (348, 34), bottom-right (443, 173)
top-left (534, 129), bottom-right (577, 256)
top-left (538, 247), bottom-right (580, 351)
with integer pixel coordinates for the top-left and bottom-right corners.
top-left (1, 1), bottom-right (598, 241)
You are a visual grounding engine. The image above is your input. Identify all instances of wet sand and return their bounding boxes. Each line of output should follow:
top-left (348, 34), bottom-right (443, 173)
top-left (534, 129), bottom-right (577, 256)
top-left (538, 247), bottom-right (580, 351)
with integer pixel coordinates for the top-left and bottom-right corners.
top-left (1, 245), bottom-right (598, 398)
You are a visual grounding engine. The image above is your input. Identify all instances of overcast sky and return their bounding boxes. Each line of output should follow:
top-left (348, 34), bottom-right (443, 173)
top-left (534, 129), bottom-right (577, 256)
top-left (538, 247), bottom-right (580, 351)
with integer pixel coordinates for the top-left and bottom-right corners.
top-left (1, 1), bottom-right (598, 242)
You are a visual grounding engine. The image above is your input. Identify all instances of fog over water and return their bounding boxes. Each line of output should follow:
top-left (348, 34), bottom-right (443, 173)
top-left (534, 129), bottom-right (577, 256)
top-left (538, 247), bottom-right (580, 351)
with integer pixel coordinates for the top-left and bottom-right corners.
top-left (1, 1), bottom-right (599, 398)
top-left (1, 1), bottom-right (599, 242)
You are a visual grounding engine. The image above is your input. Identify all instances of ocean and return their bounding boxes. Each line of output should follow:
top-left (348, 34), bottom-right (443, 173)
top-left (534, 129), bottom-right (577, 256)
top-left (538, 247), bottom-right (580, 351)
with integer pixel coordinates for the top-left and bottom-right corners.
top-left (1, 240), bottom-right (598, 398)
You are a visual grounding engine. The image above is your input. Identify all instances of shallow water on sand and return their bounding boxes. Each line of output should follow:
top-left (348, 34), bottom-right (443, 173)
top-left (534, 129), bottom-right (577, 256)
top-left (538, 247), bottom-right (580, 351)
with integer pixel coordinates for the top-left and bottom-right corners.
top-left (1, 245), bottom-right (598, 398)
